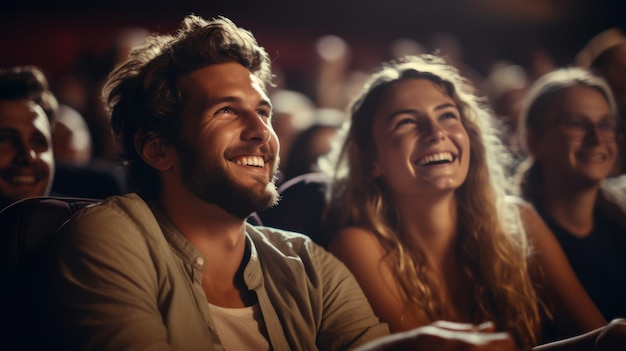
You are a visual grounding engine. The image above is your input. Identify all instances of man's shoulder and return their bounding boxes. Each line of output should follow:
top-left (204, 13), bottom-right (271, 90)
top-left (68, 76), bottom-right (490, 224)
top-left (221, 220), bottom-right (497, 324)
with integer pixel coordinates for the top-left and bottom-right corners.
top-left (78, 192), bottom-right (146, 212)
top-left (51, 193), bottom-right (166, 266)
top-left (63, 193), bottom-right (156, 234)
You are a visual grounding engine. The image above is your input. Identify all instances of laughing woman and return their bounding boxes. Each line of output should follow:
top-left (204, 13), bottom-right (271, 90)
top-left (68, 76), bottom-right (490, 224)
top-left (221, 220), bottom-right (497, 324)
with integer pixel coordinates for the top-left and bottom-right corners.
top-left (321, 55), bottom-right (623, 350)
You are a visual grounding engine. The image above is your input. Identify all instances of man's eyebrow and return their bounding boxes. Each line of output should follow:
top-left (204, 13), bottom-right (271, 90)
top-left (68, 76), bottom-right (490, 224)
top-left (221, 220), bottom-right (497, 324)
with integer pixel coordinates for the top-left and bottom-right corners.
top-left (208, 96), bottom-right (240, 105)
top-left (205, 96), bottom-right (272, 110)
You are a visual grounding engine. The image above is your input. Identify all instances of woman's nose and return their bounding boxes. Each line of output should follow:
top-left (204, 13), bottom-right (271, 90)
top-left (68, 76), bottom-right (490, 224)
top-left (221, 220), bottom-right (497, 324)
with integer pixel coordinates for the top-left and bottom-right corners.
top-left (583, 123), bottom-right (608, 145)
top-left (423, 121), bottom-right (446, 143)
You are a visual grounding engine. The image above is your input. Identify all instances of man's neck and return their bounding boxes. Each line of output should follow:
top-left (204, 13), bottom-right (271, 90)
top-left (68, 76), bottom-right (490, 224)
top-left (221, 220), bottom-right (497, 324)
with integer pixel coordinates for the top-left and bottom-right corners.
top-left (158, 191), bottom-right (254, 307)
top-left (159, 191), bottom-right (246, 239)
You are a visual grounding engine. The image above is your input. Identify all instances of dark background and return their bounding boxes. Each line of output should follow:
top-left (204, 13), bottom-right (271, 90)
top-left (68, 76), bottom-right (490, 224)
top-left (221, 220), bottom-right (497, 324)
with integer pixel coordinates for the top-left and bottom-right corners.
top-left (1, 0), bottom-right (624, 100)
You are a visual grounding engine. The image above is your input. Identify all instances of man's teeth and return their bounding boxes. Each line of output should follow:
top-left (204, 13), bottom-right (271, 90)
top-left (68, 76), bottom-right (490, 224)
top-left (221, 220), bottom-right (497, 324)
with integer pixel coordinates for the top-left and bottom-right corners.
top-left (234, 156), bottom-right (265, 167)
top-left (8, 175), bottom-right (37, 184)
top-left (417, 152), bottom-right (453, 166)
top-left (579, 153), bottom-right (605, 162)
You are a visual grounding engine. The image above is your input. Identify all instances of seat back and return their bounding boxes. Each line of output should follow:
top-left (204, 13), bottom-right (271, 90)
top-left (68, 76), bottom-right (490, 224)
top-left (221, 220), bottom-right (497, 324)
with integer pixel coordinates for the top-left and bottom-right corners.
top-left (256, 172), bottom-right (330, 246)
top-left (0, 196), bottom-right (101, 350)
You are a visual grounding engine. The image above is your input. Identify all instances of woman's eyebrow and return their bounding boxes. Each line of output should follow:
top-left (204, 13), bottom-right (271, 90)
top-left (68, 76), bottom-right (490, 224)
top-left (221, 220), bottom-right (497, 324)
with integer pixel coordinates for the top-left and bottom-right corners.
top-left (434, 102), bottom-right (456, 111)
top-left (386, 102), bottom-right (457, 122)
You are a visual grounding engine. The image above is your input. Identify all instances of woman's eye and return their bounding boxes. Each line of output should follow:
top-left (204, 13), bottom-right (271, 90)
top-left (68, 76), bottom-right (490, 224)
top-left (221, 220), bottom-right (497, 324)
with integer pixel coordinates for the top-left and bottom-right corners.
top-left (599, 119), bottom-right (618, 131)
top-left (560, 116), bottom-right (586, 127)
top-left (441, 112), bottom-right (458, 120)
top-left (395, 118), bottom-right (416, 128)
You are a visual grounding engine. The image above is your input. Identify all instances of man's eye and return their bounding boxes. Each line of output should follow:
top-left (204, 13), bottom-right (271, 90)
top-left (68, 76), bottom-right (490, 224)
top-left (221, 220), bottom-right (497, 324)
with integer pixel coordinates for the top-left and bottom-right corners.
top-left (0, 133), bottom-right (16, 145)
top-left (32, 136), bottom-right (49, 149)
top-left (217, 107), bottom-right (233, 114)
top-left (257, 109), bottom-right (270, 117)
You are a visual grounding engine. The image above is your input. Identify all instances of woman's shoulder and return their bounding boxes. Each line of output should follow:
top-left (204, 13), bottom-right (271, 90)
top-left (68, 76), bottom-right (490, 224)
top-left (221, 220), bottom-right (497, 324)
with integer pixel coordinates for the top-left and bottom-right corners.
top-left (329, 226), bottom-right (380, 247)
top-left (328, 226), bottom-right (386, 264)
top-left (504, 195), bottom-right (538, 219)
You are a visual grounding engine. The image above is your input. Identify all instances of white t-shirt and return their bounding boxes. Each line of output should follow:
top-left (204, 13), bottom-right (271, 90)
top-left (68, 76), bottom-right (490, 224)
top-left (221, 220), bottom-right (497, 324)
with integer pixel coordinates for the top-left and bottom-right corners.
top-left (209, 303), bottom-right (271, 351)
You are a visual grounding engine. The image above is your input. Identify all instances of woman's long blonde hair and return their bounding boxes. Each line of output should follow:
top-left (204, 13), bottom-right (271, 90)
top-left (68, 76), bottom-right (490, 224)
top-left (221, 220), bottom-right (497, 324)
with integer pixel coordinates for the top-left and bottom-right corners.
top-left (321, 55), bottom-right (543, 349)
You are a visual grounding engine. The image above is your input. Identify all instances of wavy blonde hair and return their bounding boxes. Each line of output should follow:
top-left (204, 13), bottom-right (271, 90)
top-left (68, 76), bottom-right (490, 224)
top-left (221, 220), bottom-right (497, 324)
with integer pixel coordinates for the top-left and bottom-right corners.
top-left (321, 55), bottom-right (543, 349)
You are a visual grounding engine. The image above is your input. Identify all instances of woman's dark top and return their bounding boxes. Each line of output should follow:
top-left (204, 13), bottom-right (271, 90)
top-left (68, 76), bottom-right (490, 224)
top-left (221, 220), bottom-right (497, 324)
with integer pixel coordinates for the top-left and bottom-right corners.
top-left (540, 208), bottom-right (626, 321)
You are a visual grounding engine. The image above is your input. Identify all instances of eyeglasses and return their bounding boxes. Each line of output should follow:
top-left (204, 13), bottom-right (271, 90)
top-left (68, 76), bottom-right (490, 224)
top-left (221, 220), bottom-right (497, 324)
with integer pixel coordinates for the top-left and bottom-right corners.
top-left (558, 116), bottom-right (620, 141)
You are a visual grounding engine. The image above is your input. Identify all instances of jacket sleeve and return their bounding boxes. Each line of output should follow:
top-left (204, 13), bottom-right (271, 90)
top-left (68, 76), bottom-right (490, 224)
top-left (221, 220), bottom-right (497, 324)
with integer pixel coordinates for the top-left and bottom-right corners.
top-left (44, 202), bottom-right (173, 351)
top-left (310, 241), bottom-right (390, 350)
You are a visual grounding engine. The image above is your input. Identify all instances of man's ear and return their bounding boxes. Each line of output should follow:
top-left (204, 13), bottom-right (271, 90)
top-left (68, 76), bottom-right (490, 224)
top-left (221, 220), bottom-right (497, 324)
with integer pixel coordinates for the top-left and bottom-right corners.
top-left (134, 131), bottom-right (173, 171)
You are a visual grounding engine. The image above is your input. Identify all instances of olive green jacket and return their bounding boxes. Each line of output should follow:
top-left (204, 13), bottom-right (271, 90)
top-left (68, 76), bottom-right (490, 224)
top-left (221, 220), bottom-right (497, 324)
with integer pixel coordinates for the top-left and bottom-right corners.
top-left (46, 193), bottom-right (388, 350)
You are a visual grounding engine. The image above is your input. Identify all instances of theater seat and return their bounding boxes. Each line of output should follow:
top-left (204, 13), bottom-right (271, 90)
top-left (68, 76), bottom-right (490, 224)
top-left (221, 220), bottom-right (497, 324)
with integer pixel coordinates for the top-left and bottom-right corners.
top-left (256, 172), bottom-right (331, 246)
top-left (0, 196), bottom-right (101, 351)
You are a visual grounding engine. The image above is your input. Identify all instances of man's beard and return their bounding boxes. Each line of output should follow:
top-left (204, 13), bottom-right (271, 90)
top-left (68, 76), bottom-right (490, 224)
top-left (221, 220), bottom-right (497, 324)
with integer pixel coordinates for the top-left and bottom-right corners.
top-left (177, 141), bottom-right (279, 219)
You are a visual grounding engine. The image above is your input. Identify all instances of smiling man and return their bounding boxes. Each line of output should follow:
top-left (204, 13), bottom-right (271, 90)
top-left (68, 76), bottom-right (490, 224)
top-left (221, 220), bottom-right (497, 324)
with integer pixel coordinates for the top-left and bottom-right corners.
top-left (42, 14), bottom-right (522, 351)
top-left (0, 66), bottom-right (56, 210)
top-left (44, 15), bottom-right (388, 351)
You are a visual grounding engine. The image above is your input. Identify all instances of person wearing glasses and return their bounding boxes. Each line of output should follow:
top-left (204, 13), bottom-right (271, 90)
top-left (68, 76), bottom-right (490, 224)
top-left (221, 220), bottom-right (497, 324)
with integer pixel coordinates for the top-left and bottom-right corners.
top-left (575, 28), bottom-right (626, 178)
top-left (515, 67), bottom-right (626, 324)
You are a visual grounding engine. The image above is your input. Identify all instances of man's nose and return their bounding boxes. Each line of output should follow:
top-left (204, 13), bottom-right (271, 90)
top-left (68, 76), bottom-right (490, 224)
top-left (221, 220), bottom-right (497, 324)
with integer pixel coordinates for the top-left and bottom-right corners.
top-left (14, 142), bottom-right (37, 165)
top-left (241, 112), bottom-right (272, 144)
